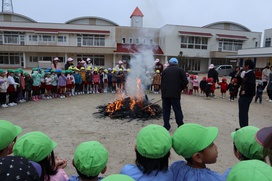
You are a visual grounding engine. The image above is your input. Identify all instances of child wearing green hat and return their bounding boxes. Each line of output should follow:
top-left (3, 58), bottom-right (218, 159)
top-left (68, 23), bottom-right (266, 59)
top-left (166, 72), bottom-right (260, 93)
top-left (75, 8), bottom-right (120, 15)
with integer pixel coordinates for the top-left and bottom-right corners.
top-left (103, 174), bottom-right (135, 181)
top-left (0, 69), bottom-right (9, 107)
top-left (223, 126), bottom-right (265, 179)
top-left (171, 123), bottom-right (224, 181)
top-left (69, 141), bottom-right (108, 181)
top-left (120, 124), bottom-right (173, 181)
top-left (0, 120), bottom-right (22, 157)
top-left (226, 160), bottom-right (272, 181)
top-left (7, 70), bottom-right (19, 106)
top-left (13, 131), bottom-right (69, 181)
top-left (31, 68), bottom-right (45, 101)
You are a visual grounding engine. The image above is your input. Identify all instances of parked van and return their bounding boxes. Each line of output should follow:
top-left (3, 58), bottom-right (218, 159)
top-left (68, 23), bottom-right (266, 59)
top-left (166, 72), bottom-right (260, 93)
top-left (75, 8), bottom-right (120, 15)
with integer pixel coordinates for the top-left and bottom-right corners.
top-left (214, 65), bottom-right (233, 76)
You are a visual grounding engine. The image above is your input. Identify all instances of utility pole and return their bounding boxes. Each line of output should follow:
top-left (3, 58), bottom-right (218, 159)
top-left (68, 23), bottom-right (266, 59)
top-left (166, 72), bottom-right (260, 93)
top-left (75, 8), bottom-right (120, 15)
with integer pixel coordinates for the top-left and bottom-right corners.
top-left (2, 0), bottom-right (14, 13)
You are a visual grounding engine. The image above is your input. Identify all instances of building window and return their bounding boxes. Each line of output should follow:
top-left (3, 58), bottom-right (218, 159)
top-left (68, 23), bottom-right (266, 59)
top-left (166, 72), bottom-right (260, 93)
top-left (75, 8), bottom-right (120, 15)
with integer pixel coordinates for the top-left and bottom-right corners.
top-left (136, 38), bottom-right (139, 44)
top-left (29, 35), bottom-right (38, 41)
top-left (143, 38), bottom-right (146, 44)
top-left (0, 52), bottom-right (21, 65)
top-left (57, 36), bottom-right (67, 42)
top-left (39, 35), bottom-right (55, 42)
top-left (255, 42), bottom-right (258, 48)
top-left (180, 36), bottom-right (208, 49)
top-left (29, 56), bottom-right (39, 62)
top-left (265, 38), bottom-right (271, 47)
top-left (218, 39), bottom-right (242, 51)
top-left (37, 56), bottom-right (64, 63)
top-left (150, 39), bottom-right (154, 45)
top-left (122, 37), bottom-right (126, 44)
top-left (129, 37), bottom-right (133, 44)
top-left (77, 54), bottom-right (105, 66)
top-left (78, 35), bottom-right (105, 46)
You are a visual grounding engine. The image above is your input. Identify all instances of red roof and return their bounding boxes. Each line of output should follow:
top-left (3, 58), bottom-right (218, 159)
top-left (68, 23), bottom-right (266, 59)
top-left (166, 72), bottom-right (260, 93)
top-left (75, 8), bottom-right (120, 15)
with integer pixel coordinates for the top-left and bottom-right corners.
top-left (0, 26), bottom-right (110, 35)
top-left (216, 34), bottom-right (248, 40)
top-left (179, 31), bottom-right (213, 37)
top-left (130, 7), bottom-right (144, 18)
top-left (114, 43), bottom-right (163, 55)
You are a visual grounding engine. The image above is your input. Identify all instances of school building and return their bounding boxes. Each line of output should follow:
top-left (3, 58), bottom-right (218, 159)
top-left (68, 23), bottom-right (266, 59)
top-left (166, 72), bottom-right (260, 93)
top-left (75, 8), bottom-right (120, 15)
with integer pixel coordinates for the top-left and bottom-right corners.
top-left (0, 7), bottom-right (266, 73)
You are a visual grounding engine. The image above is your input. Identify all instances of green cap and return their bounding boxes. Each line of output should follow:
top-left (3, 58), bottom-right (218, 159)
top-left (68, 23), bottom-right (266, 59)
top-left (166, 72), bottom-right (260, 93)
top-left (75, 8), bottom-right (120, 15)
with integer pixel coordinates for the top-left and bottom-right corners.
top-left (17, 68), bottom-right (23, 73)
top-left (172, 123), bottom-right (218, 158)
top-left (51, 69), bottom-right (56, 73)
top-left (231, 126), bottom-right (264, 160)
top-left (103, 174), bottom-right (135, 181)
top-left (32, 68), bottom-right (38, 71)
top-left (24, 72), bottom-right (29, 76)
top-left (136, 124), bottom-right (171, 159)
top-left (0, 69), bottom-right (5, 74)
top-left (45, 72), bottom-right (51, 75)
top-left (14, 70), bottom-right (20, 74)
top-left (13, 131), bottom-right (57, 162)
top-left (227, 160), bottom-right (272, 181)
top-left (61, 70), bottom-right (66, 74)
top-left (0, 120), bottom-right (22, 150)
top-left (74, 141), bottom-right (108, 177)
top-left (8, 69), bottom-right (14, 73)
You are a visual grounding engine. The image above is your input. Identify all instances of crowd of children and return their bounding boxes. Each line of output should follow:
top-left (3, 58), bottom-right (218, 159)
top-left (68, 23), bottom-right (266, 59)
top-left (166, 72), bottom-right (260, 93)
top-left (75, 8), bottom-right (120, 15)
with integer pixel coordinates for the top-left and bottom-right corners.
top-left (1, 119), bottom-right (272, 181)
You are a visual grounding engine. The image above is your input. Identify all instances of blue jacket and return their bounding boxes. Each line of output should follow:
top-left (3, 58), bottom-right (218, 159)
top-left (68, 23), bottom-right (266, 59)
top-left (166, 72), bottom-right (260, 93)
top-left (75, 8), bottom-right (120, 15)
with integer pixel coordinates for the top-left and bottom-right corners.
top-left (74, 73), bottom-right (82, 84)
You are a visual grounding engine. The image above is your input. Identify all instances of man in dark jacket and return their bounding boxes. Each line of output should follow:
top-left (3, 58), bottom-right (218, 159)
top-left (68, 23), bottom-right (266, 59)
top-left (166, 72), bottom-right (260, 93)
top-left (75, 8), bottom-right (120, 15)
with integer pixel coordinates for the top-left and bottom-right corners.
top-left (208, 64), bottom-right (219, 83)
top-left (161, 58), bottom-right (188, 130)
top-left (238, 59), bottom-right (256, 127)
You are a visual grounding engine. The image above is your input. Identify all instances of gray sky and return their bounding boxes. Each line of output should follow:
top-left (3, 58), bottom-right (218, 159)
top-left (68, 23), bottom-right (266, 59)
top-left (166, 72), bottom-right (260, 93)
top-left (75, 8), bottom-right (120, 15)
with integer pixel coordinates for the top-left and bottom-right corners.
top-left (12, 0), bottom-right (271, 33)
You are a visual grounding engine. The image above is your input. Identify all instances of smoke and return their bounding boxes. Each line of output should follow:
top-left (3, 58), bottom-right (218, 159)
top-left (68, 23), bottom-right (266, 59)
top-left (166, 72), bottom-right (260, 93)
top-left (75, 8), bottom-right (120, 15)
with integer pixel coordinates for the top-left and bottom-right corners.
top-left (125, 49), bottom-right (155, 98)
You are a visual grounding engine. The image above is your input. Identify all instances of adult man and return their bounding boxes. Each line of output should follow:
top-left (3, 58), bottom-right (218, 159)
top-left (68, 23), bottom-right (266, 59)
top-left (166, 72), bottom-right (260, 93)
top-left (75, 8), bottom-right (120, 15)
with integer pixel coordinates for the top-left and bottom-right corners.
top-left (238, 59), bottom-right (256, 127)
top-left (161, 58), bottom-right (188, 130)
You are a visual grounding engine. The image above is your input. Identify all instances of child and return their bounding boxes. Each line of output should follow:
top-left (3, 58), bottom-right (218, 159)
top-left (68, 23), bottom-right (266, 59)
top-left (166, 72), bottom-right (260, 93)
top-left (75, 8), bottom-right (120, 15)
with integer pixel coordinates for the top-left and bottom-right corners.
top-left (188, 75), bottom-right (194, 95)
top-left (228, 78), bottom-right (239, 102)
top-left (31, 68), bottom-right (44, 101)
top-left (66, 70), bottom-right (74, 97)
top-left (103, 69), bottom-right (108, 93)
top-left (80, 67), bottom-right (86, 94)
top-left (13, 131), bottom-right (69, 181)
top-left (226, 160), bottom-right (272, 181)
top-left (204, 78), bottom-right (213, 99)
top-left (120, 124), bottom-right (173, 180)
top-left (40, 72), bottom-right (46, 100)
top-left (92, 68), bottom-right (100, 93)
top-left (99, 68), bottom-right (104, 93)
top-left (69, 141), bottom-right (108, 181)
top-left (58, 70), bottom-right (67, 98)
top-left (45, 72), bottom-right (53, 99)
top-left (74, 68), bottom-right (82, 95)
top-left (192, 75), bottom-right (199, 96)
top-left (223, 126), bottom-right (265, 179)
top-left (24, 72), bottom-right (33, 102)
top-left (7, 70), bottom-right (19, 106)
top-left (86, 67), bottom-right (93, 94)
top-left (199, 76), bottom-right (207, 96)
top-left (153, 70), bottom-right (161, 94)
top-left (218, 78), bottom-right (228, 98)
top-left (18, 69), bottom-right (26, 102)
top-left (111, 68), bottom-right (117, 93)
top-left (0, 120), bottom-right (22, 158)
top-left (51, 70), bottom-right (58, 98)
top-left (103, 174), bottom-right (135, 181)
top-left (255, 81), bottom-right (263, 103)
top-left (0, 69), bottom-right (8, 107)
top-left (171, 123), bottom-right (224, 181)
top-left (0, 156), bottom-right (41, 180)
top-left (107, 68), bottom-right (113, 93)
top-left (14, 70), bottom-right (21, 103)
top-left (118, 68), bottom-right (125, 93)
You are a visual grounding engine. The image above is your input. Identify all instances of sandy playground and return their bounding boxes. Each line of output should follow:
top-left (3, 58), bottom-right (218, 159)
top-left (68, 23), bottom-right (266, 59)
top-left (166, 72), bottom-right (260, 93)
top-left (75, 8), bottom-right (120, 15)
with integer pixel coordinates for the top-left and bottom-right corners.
top-left (1, 84), bottom-right (272, 177)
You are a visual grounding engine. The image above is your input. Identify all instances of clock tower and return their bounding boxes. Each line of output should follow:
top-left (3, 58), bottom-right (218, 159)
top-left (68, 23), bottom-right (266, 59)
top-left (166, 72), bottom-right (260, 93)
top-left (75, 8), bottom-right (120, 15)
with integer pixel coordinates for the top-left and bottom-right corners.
top-left (130, 7), bottom-right (144, 28)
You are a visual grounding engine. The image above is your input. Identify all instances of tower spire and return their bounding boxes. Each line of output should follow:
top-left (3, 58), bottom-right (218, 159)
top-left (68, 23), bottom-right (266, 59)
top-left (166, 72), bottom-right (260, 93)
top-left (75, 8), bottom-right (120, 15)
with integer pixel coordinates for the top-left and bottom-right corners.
top-left (2, 0), bottom-right (14, 13)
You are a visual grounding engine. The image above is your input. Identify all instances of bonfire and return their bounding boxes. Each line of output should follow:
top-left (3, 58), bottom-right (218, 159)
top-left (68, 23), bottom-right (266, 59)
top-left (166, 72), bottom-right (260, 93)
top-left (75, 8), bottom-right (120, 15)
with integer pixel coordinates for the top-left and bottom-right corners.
top-left (95, 78), bottom-right (162, 120)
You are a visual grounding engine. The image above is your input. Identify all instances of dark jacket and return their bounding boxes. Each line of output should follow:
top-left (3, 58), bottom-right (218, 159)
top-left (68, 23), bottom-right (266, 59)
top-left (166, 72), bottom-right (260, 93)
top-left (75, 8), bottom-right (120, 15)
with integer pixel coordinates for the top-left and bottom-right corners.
top-left (239, 70), bottom-right (256, 97)
top-left (65, 63), bottom-right (74, 70)
top-left (267, 73), bottom-right (272, 91)
top-left (161, 64), bottom-right (188, 99)
top-left (208, 68), bottom-right (219, 83)
top-left (24, 77), bottom-right (33, 91)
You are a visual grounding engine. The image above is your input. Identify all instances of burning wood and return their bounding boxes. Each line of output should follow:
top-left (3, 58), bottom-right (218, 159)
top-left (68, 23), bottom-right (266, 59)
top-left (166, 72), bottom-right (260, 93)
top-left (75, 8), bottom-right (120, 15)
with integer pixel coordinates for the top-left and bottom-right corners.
top-left (95, 97), bottom-right (162, 120)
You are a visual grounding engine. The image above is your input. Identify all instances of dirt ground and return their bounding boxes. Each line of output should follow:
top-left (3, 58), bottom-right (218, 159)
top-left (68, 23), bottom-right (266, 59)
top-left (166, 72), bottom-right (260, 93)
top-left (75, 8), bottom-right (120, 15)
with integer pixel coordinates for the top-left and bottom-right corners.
top-left (1, 80), bottom-right (272, 177)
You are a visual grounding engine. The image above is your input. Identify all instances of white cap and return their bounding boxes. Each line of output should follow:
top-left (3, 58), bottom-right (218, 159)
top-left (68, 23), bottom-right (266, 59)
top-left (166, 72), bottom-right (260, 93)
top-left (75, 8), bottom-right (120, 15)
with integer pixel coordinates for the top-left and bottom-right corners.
top-left (118, 60), bottom-right (123, 64)
top-left (53, 57), bottom-right (59, 61)
top-left (67, 57), bottom-right (73, 62)
top-left (209, 64), bottom-right (214, 69)
top-left (87, 58), bottom-right (91, 61)
top-left (155, 58), bottom-right (160, 63)
top-left (80, 60), bottom-right (86, 63)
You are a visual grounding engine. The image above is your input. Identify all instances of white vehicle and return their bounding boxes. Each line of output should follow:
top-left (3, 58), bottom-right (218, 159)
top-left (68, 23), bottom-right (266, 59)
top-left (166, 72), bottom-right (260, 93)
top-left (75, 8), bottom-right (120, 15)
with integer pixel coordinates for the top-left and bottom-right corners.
top-left (214, 65), bottom-right (233, 76)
